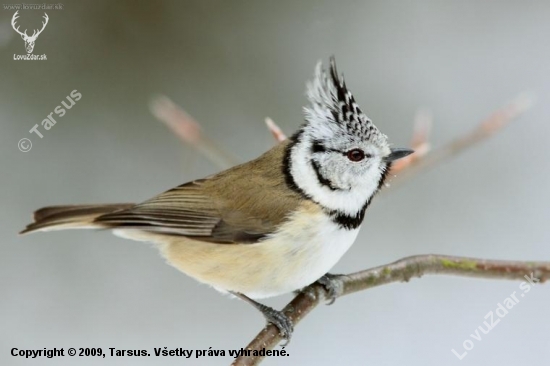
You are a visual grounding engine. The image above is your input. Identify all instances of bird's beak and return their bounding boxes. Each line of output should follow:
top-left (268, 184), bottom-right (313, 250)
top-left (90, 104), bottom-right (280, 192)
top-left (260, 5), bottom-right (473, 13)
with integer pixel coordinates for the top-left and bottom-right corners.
top-left (384, 148), bottom-right (414, 162)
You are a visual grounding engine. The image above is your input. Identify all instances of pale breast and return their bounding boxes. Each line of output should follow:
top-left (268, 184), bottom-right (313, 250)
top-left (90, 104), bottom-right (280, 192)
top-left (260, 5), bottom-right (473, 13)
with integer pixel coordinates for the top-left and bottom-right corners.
top-left (117, 202), bottom-right (359, 299)
top-left (249, 203), bottom-right (360, 298)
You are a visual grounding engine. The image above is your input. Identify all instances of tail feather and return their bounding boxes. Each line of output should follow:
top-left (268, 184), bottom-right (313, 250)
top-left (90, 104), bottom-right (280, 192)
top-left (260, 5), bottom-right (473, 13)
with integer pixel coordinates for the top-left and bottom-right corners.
top-left (20, 204), bottom-right (135, 234)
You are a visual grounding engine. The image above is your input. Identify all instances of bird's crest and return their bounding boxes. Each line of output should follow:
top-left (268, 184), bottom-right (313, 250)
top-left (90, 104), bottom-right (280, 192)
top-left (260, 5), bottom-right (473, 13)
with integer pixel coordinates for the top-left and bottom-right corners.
top-left (304, 57), bottom-right (388, 148)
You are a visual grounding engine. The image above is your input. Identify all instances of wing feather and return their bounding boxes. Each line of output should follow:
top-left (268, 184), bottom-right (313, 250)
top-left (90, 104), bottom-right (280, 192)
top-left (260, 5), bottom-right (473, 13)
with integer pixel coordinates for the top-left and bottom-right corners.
top-left (95, 180), bottom-right (274, 243)
top-left (95, 142), bottom-right (302, 244)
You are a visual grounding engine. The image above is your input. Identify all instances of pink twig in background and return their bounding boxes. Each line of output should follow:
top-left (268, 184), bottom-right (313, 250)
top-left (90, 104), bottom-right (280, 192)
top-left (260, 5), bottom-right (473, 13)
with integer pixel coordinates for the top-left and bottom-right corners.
top-left (390, 108), bottom-right (432, 173)
top-left (150, 95), bottom-right (239, 169)
top-left (265, 117), bottom-right (287, 142)
top-left (388, 93), bottom-right (533, 186)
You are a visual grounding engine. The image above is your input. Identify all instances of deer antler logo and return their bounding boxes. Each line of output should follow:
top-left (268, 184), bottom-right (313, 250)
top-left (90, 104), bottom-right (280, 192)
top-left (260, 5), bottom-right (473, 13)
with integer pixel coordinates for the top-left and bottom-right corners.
top-left (11, 11), bottom-right (49, 54)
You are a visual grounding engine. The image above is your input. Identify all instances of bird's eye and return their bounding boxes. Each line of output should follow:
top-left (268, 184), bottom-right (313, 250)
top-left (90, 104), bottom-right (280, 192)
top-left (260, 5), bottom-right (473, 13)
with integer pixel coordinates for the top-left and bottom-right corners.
top-left (346, 148), bottom-right (366, 162)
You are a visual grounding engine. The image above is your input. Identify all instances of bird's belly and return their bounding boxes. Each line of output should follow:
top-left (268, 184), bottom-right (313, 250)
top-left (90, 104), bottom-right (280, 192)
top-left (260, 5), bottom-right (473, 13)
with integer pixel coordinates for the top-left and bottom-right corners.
top-left (145, 210), bottom-right (359, 299)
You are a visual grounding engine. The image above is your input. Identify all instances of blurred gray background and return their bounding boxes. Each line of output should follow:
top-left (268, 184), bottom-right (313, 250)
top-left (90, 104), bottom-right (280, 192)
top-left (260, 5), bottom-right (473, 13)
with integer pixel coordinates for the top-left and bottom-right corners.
top-left (2, 0), bottom-right (550, 365)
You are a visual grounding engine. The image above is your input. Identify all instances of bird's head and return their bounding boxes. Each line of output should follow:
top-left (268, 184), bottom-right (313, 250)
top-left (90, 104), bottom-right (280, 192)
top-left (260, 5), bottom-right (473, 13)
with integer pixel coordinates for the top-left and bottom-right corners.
top-left (285, 58), bottom-right (413, 222)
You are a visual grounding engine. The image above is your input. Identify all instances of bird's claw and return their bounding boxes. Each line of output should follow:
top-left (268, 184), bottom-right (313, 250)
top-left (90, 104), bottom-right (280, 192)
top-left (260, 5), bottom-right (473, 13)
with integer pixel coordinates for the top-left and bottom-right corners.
top-left (261, 307), bottom-right (294, 345)
top-left (316, 273), bottom-right (345, 305)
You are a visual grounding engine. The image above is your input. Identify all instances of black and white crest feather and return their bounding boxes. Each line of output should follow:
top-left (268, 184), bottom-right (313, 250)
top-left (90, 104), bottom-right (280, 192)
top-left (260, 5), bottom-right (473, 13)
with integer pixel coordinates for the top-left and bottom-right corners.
top-left (304, 57), bottom-right (388, 148)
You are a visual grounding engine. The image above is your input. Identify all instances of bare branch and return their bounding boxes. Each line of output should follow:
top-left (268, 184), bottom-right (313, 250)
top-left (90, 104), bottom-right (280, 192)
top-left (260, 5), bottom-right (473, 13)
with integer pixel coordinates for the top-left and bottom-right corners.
top-left (265, 117), bottom-right (287, 142)
top-left (233, 255), bottom-right (550, 366)
top-left (152, 93), bottom-right (531, 184)
top-left (390, 108), bottom-right (432, 173)
top-left (149, 95), bottom-right (239, 169)
top-left (389, 94), bottom-right (533, 185)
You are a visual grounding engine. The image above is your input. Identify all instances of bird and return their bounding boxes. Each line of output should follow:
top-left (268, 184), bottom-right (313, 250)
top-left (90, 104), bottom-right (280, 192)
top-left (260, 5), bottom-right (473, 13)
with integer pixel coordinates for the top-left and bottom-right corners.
top-left (20, 58), bottom-right (413, 341)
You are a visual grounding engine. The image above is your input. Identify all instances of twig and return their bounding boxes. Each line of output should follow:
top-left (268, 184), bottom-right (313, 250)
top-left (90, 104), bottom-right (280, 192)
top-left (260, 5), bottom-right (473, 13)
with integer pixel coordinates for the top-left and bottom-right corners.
top-left (151, 94), bottom-right (532, 185)
top-left (149, 95), bottom-right (239, 169)
top-left (232, 255), bottom-right (550, 366)
top-left (388, 94), bottom-right (533, 185)
top-left (390, 108), bottom-right (432, 173)
top-left (265, 117), bottom-right (287, 142)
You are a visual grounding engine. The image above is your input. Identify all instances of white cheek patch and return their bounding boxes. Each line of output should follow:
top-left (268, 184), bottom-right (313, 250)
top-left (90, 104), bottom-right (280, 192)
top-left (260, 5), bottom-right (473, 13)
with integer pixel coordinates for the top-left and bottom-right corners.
top-left (290, 137), bottom-right (381, 216)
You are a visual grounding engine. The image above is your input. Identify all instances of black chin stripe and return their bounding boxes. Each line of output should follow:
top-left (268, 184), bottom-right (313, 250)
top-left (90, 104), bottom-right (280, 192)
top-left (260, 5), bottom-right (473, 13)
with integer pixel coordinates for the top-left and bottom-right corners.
top-left (310, 160), bottom-right (340, 191)
top-left (328, 200), bottom-right (370, 230)
top-left (330, 163), bottom-right (392, 230)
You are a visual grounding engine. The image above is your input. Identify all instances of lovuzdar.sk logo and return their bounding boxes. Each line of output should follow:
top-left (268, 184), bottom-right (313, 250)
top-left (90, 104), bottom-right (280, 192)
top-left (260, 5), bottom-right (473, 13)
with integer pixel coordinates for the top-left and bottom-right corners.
top-left (11, 10), bottom-right (48, 60)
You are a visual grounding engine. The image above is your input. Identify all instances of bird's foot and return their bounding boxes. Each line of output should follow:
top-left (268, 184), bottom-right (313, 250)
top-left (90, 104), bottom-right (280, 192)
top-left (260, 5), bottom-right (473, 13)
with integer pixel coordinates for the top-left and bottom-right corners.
top-left (255, 303), bottom-right (293, 344)
top-left (316, 273), bottom-right (346, 305)
top-left (232, 292), bottom-right (293, 344)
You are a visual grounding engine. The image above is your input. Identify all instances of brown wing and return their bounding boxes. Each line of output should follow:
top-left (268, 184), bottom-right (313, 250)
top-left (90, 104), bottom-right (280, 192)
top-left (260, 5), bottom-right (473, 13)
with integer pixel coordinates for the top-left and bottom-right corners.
top-left (95, 141), bottom-right (303, 244)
